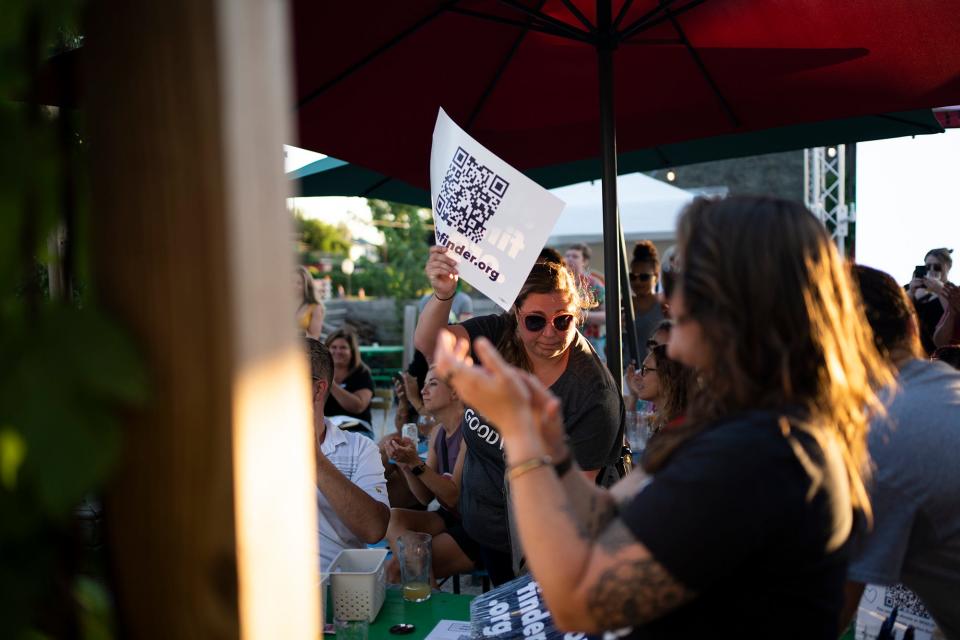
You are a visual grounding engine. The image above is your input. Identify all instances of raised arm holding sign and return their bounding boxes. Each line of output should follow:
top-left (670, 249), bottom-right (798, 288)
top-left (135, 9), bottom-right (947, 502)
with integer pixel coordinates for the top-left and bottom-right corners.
top-left (414, 112), bottom-right (624, 585)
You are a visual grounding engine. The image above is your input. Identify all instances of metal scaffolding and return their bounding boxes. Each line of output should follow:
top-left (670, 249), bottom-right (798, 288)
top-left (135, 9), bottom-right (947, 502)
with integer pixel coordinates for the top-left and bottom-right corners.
top-left (804, 145), bottom-right (852, 255)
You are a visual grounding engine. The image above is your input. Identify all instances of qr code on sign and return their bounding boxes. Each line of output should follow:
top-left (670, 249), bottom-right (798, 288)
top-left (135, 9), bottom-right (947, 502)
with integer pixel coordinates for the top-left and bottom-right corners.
top-left (435, 147), bottom-right (509, 244)
top-left (883, 584), bottom-right (931, 618)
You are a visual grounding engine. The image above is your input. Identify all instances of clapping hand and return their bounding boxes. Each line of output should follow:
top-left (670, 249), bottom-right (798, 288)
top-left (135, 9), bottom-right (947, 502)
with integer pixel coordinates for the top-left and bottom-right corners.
top-left (433, 330), bottom-right (563, 455)
top-left (394, 377), bottom-right (409, 421)
top-left (433, 330), bottom-right (530, 436)
top-left (385, 437), bottom-right (420, 469)
top-left (516, 370), bottom-right (567, 461)
top-left (402, 372), bottom-right (423, 412)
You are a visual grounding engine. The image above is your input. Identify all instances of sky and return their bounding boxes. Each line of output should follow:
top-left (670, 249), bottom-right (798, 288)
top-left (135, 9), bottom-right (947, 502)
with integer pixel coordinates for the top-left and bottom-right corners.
top-left (856, 128), bottom-right (960, 283)
top-left (283, 145), bottom-right (382, 248)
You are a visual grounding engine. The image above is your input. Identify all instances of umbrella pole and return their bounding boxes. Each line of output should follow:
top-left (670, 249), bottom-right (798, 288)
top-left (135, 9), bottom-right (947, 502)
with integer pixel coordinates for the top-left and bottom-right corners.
top-left (620, 219), bottom-right (640, 368)
top-left (597, 0), bottom-right (623, 390)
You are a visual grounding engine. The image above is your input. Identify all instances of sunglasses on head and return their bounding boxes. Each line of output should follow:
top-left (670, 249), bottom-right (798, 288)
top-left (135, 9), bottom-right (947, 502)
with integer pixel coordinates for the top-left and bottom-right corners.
top-left (520, 312), bottom-right (575, 333)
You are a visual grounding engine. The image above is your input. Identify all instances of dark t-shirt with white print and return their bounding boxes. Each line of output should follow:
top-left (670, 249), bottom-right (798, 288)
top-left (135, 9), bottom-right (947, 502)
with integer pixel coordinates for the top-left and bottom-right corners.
top-left (458, 313), bottom-right (624, 552)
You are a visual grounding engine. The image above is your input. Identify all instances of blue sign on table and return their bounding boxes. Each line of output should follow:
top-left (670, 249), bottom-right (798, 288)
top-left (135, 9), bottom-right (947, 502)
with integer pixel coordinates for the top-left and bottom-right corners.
top-left (468, 574), bottom-right (606, 640)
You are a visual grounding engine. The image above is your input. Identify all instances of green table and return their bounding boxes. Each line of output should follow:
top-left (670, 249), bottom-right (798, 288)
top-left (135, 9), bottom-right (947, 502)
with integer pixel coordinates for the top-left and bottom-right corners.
top-left (359, 345), bottom-right (404, 357)
top-left (372, 589), bottom-right (473, 638)
top-left (329, 588), bottom-right (473, 639)
top-left (359, 345), bottom-right (405, 388)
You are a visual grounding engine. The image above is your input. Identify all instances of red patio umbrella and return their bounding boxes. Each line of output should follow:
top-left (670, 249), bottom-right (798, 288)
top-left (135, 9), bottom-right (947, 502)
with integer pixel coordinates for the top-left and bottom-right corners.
top-left (293, 0), bottom-right (960, 376)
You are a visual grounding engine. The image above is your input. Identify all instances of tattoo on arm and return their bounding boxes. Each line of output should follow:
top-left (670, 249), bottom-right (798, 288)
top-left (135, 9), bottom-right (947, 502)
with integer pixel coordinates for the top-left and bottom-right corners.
top-left (564, 492), bottom-right (618, 541)
top-left (585, 521), bottom-right (696, 627)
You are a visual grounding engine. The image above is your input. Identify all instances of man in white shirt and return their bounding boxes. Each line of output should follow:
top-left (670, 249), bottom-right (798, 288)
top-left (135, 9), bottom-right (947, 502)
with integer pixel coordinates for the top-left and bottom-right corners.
top-left (306, 338), bottom-right (390, 571)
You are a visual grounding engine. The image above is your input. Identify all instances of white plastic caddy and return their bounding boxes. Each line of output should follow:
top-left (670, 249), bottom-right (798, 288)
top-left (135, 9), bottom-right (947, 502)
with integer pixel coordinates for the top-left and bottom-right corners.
top-left (328, 548), bottom-right (388, 622)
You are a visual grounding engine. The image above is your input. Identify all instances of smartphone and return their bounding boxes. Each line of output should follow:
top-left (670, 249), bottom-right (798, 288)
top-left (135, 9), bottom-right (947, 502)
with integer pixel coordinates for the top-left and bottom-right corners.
top-left (392, 370), bottom-right (405, 385)
top-left (402, 423), bottom-right (418, 442)
top-left (913, 265), bottom-right (928, 280)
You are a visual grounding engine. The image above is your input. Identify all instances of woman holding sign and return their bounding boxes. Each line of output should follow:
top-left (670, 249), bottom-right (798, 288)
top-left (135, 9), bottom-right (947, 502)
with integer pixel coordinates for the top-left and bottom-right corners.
top-left (416, 248), bottom-right (624, 586)
top-left (431, 196), bottom-right (892, 637)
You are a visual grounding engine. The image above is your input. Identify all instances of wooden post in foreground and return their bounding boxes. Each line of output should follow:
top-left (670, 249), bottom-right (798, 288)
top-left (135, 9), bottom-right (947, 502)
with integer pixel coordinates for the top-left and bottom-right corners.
top-left (87, 0), bottom-right (319, 637)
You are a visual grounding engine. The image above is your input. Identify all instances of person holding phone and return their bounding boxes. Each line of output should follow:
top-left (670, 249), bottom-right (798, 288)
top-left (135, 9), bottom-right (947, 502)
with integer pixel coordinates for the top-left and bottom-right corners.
top-left (907, 248), bottom-right (957, 354)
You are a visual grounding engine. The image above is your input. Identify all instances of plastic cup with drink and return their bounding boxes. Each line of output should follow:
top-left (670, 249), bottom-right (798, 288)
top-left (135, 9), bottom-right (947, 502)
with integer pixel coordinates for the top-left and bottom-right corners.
top-left (397, 532), bottom-right (432, 602)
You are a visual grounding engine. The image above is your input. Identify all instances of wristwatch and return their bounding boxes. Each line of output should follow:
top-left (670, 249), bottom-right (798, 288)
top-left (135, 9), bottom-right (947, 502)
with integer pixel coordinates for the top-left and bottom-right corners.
top-left (410, 463), bottom-right (427, 476)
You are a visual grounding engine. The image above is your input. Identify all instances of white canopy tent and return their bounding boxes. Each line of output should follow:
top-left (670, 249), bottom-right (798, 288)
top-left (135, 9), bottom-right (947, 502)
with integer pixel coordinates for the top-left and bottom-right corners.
top-left (548, 172), bottom-right (694, 246)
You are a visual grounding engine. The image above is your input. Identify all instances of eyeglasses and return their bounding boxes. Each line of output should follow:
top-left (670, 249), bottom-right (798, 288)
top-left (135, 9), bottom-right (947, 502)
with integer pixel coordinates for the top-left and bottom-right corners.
top-left (640, 365), bottom-right (658, 376)
top-left (928, 264), bottom-right (943, 273)
top-left (519, 311), bottom-right (575, 333)
top-left (629, 273), bottom-right (655, 282)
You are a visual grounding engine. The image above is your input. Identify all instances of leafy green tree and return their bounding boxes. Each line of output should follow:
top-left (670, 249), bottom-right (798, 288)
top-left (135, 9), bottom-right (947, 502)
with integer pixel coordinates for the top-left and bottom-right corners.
top-left (361, 199), bottom-right (431, 301)
top-left (293, 208), bottom-right (351, 257)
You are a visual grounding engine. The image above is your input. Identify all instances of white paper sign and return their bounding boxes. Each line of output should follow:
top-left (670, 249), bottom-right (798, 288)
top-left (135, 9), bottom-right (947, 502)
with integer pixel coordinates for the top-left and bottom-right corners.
top-left (424, 619), bottom-right (472, 640)
top-left (431, 109), bottom-right (566, 310)
top-left (854, 584), bottom-right (940, 639)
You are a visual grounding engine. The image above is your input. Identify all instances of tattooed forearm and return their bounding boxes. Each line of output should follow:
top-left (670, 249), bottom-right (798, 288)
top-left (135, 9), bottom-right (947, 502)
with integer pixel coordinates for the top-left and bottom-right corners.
top-left (585, 522), bottom-right (695, 627)
top-left (562, 491), bottom-right (618, 541)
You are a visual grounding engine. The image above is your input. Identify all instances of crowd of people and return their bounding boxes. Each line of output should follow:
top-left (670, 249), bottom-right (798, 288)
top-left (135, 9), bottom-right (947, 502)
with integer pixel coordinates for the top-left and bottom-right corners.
top-left (303, 195), bottom-right (959, 639)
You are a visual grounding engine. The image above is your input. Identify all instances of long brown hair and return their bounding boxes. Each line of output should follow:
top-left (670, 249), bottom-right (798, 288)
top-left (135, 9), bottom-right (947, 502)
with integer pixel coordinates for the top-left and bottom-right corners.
top-left (645, 196), bottom-right (893, 522)
top-left (325, 328), bottom-right (362, 372)
top-left (297, 266), bottom-right (320, 305)
top-left (497, 260), bottom-right (592, 372)
top-left (647, 344), bottom-right (693, 428)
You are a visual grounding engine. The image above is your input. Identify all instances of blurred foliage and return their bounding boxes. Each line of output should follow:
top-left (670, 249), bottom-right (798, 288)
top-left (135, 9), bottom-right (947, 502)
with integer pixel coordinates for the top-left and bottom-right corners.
top-left (325, 199), bottom-right (431, 301)
top-left (293, 207), bottom-right (351, 258)
top-left (1, 1), bottom-right (146, 638)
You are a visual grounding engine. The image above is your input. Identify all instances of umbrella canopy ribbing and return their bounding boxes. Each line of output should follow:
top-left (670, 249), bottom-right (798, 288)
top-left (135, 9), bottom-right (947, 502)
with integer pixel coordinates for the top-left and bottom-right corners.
top-left (293, 0), bottom-right (960, 377)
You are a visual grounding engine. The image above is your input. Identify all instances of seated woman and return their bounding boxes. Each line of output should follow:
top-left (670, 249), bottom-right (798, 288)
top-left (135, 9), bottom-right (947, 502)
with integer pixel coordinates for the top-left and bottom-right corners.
top-left (379, 369), bottom-right (430, 509)
top-left (433, 195), bottom-right (891, 637)
top-left (384, 367), bottom-right (476, 583)
top-left (324, 328), bottom-right (374, 434)
top-left (625, 343), bottom-right (694, 437)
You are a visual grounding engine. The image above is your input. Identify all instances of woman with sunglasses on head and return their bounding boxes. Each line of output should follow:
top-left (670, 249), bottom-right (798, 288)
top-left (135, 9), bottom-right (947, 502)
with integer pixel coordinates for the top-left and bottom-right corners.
top-left (907, 248), bottom-right (959, 354)
top-left (433, 195), bottom-right (891, 638)
top-left (629, 240), bottom-right (666, 364)
top-left (415, 249), bottom-right (624, 586)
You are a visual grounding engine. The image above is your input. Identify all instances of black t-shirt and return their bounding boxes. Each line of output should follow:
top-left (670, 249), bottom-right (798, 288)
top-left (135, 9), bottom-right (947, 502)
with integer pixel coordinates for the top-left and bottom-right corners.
top-left (619, 411), bottom-right (853, 639)
top-left (913, 294), bottom-right (945, 355)
top-left (324, 365), bottom-right (374, 425)
top-left (458, 313), bottom-right (625, 552)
